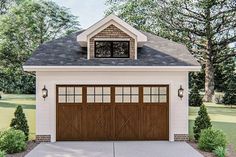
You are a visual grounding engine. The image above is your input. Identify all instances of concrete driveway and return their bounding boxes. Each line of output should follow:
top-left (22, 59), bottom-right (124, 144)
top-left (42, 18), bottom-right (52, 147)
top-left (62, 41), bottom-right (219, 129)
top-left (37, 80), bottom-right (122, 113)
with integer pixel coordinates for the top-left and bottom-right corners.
top-left (26, 141), bottom-right (203, 157)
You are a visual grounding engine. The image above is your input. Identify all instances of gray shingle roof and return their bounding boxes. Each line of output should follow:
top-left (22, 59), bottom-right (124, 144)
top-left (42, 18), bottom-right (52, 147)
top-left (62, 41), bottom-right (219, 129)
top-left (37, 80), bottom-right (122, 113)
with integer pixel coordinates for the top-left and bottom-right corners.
top-left (24, 30), bottom-right (200, 66)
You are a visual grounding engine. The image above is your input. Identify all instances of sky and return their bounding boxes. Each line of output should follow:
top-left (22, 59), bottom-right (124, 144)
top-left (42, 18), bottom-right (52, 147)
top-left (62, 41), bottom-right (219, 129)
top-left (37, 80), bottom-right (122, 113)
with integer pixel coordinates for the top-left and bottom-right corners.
top-left (52, 0), bottom-right (108, 29)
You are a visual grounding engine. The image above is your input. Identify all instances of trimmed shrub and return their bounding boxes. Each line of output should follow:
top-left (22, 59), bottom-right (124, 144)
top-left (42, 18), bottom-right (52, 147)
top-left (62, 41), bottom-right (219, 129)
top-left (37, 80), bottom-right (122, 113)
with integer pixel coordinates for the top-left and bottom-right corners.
top-left (189, 84), bottom-right (203, 106)
top-left (0, 129), bottom-right (26, 154)
top-left (213, 146), bottom-right (226, 157)
top-left (0, 150), bottom-right (6, 157)
top-left (10, 105), bottom-right (29, 141)
top-left (198, 128), bottom-right (227, 152)
top-left (193, 105), bottom-right (212, 141)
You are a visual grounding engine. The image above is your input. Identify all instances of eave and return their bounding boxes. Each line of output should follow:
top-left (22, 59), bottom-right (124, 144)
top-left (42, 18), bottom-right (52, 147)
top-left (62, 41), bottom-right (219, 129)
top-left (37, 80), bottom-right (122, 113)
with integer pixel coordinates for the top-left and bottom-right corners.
top-left (23, 66), bottom-right (201, 72)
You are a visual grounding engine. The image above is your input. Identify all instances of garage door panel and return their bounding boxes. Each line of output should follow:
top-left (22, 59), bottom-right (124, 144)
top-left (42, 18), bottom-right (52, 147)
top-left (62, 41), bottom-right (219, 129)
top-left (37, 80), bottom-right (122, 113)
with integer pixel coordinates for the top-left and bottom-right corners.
top-left (142, 105), bottom-right (168, 140)
top-left (115, 105), bottom-right (140, 140)
top-left (57, 105), bottom-right (83, 140)
top-left (86, 105), bottom-right (113, 140)
top-left (56, 85), bottom-right (169, 141)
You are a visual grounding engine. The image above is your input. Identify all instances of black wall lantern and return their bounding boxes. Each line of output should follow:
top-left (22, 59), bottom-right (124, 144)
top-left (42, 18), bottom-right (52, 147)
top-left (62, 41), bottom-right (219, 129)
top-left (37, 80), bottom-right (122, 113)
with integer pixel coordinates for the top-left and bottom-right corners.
top-left (178, 85), bottom-right (184, 99)
top-left (42, 85), bottom-right (48, 100)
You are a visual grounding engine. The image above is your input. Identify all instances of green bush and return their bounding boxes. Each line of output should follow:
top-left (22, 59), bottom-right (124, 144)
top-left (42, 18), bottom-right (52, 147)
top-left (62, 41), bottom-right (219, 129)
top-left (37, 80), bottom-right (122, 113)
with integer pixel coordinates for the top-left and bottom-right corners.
top-left (0, 150), bottom-right (6, 157)
top-left (0, 129), bottom-right (26, 154)
top-left (193, 105), bottom-right (212, 141)
top-left (10, 105), bottom-right (29, 141)
top-left (213, 146), bottom-right (226, 157)
top-left (189, 83), bottom-right (203, 106)
top-left (198, 128), bottom-right (227, 152)
top-left (223, 74), bottom-right (236, 107)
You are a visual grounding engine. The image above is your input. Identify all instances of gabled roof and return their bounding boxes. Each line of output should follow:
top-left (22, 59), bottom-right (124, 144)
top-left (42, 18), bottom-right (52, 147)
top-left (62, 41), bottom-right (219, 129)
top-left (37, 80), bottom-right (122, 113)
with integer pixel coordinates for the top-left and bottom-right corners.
top-left (77, 14), bottom-right (147, 47)
top-left (23, 30), bottom-right (201, 71)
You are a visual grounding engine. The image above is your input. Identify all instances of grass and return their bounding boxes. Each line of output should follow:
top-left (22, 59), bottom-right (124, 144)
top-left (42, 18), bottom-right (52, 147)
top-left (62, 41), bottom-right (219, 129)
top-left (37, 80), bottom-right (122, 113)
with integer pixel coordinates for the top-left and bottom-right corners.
top-left (0, 94), bottom-right (235, 149)
top-left (0, 94), bottom-right (36, 140)
top-left (189, 102), bottom-right (236, 149)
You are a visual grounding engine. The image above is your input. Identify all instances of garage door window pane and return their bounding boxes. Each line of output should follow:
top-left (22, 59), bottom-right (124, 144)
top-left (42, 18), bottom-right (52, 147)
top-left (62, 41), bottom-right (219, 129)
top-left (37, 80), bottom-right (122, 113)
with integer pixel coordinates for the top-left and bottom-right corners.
top-left (67, 95), bottom-right (74, 103)
top-left (143, 95), bottom-right (150, 103)
top-left (132, 95), bottom-right (139, 103)
top-left (87, 87), bottom-right (111, 103)
top-left (95, 87), bottom-right (103, 94)
top-left (75, 95), bottom-right (82, 103)
top-left (103, 96), bottom-right (111, 103)
top-left (132, 87), bottom-right (139, 94)
top-left (87, 87), bottom-right (94, 94)
top-left (143, 86), bottom-right (167, 103)
top-left (67, 87), bottom-right (74, 95)
top-left (160, 87), bottom-right (167, 94)
top-left (123, 87), bottom-right (130, 94)
top-left (123, 95), bottom-right (130, 103)
top-left (58, 87), bottom-right (66, 103)
top-left (75, 87), bottom-right (82, 103)
top-left (115, 87), bottom-right (139, 103)
top-left (160, 95), bottom-right (167, 103)
top-left (116, 95), bottom-right (122, 103)
top-left (58, 87), bottom-right (66, 94)
top-left (87, 95), bottom-right (94, 103)
top-left (58, 86), bottom-right (83, 103)
top-left (151, 87), bottom-right (159, 94)
top-left (75, 87), bottom-right (82, 94)
top-left (59, 96), bottom-right (66, 103)
top-left (115, 87), bottom-right (122, 94)
top-left (103, 87), bottom-right (110, 94)
top-left (143, 87), bottom-right (150, 94)
top-left (95, 95), bottom-right (103, 103)
top-left (151, 95), bottom-right (159, 103)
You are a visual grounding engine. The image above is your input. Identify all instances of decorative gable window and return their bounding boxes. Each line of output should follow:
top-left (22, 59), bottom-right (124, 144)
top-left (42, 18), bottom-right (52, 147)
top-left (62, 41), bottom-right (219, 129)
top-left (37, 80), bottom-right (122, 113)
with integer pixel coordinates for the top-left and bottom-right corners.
top-left (77, 15), bottom-right (147, 59)
top-left (95, 41), bottom-right (130, 58)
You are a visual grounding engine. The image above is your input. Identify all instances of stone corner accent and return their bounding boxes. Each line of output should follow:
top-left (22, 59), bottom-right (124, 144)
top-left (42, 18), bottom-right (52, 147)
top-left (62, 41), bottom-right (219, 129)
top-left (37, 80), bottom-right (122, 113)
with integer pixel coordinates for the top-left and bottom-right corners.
top-left (174, 134), bottom-right (189, 141)
top-left (36, 135), bottom-right (51, 142)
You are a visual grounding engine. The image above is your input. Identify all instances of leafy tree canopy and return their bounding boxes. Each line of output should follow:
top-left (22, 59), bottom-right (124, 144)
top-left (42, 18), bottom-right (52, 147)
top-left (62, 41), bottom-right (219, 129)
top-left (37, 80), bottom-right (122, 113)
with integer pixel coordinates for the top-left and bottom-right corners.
top-left (0, 0), bottom-right (80, 93)
top-left (106, 0), bottom-right (236, 101)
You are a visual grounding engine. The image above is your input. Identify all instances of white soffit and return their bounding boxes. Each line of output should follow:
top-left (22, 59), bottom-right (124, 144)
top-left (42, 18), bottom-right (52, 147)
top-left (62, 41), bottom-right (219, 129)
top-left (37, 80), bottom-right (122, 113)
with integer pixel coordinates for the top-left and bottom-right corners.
top-left (77, 14), bottom-right (147, 47)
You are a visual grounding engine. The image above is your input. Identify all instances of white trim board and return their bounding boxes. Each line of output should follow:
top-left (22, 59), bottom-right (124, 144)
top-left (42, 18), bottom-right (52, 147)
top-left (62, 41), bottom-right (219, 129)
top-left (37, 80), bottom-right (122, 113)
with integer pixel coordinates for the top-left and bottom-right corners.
top-left (77, 14), bottom-right (147, 47)
top-left (23, 66), bottom-right (201, 72)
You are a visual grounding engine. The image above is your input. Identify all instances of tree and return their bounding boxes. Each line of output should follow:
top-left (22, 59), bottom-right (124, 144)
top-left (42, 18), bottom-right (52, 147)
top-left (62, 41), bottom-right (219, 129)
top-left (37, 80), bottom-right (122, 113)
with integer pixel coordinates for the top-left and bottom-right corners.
top-left (0, 0), bottom-right (23, 15)
top-left (223, 73), bottom-right (236, 107)
top-left (106, 0), bottom-right (236, 102)
top-left (189, 83), bottom-right (203, 106)
top-left (215, 57), bottom-right (236, 92)
top-left (10, 105), bottom-right (29, 141)
top-left (0, 0), bottom-right (80, 93)
top-left (193, 105), bottom-right (212, 141)
top-left (189, 68), bottom-right (205, 90)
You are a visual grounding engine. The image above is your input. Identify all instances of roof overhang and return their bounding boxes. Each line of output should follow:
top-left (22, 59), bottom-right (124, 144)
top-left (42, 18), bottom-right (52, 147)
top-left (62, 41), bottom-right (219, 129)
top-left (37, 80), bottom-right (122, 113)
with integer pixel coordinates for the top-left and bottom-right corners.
top-left (23, 66), bottom-right (201, 72)
top-left (77, 14), bottom-right (147, 47)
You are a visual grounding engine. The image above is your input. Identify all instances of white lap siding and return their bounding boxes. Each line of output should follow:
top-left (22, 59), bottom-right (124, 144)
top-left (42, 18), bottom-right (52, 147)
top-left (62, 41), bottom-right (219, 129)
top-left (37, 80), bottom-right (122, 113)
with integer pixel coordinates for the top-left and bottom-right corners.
top-left (36, 71), bottom-right (189, 142)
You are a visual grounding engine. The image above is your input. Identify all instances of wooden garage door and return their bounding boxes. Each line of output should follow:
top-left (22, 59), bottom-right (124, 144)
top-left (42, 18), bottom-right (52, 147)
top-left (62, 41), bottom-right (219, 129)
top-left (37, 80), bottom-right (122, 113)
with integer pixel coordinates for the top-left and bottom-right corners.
top-left (56, 85), bottom-right (169, 141)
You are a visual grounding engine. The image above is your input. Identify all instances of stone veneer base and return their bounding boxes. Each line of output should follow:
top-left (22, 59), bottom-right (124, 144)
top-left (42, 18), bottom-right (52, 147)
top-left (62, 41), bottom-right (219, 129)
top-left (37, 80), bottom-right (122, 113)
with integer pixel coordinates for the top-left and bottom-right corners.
top-left (174, 134), bottom-right (189, 141)
top-left (36, 135), bottom-right (51, 142)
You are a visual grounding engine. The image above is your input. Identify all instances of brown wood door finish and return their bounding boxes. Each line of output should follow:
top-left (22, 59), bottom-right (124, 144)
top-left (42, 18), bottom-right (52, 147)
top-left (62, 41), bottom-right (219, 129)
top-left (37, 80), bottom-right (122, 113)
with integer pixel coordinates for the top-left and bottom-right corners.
top-left (56, 85), bottom-right (169, 141)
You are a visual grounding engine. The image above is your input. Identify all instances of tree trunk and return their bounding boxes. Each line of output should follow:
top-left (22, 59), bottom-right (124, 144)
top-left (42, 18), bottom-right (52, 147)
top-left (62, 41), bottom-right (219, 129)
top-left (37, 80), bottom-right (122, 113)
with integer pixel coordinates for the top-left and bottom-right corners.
top-left (204, 60), bottom-right (215, 102)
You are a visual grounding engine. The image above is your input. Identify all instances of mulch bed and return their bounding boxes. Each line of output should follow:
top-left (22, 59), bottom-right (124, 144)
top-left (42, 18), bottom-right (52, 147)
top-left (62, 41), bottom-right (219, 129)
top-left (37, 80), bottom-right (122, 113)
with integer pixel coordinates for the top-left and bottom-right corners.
top-left (188, 141), bottom-right (236, 157)
top-left (6, 141), bottom-right (39, 157)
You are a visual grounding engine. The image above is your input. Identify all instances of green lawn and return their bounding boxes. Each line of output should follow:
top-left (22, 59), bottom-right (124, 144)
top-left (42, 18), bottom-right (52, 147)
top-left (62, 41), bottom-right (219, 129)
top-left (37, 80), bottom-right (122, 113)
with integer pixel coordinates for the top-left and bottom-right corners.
top-left (0, 94), bottom-right (236, 149)
top-left (0, 94), bottom-right (36, 140)
top-left (189, 102), bottom-right (236, 149)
